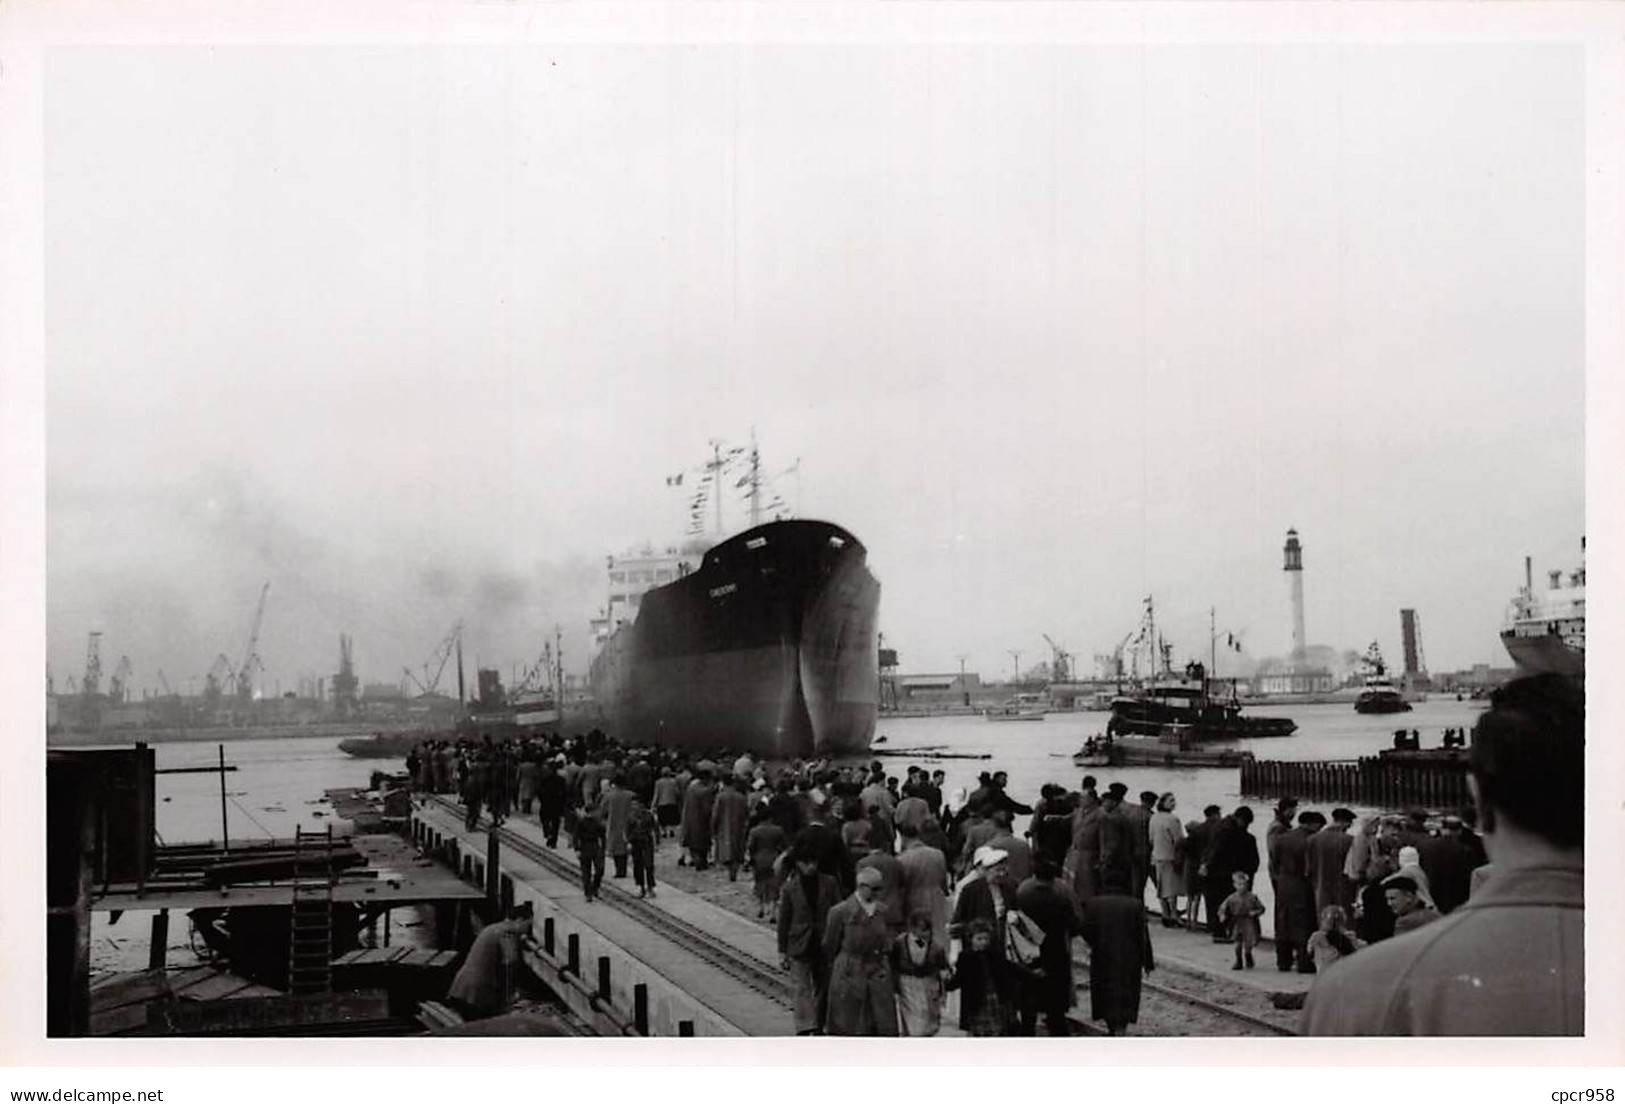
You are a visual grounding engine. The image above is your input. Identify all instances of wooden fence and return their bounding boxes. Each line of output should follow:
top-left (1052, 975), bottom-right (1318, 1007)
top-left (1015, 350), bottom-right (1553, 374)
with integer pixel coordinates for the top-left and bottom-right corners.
top-left (1239, 755), bottom-right (1472, 811)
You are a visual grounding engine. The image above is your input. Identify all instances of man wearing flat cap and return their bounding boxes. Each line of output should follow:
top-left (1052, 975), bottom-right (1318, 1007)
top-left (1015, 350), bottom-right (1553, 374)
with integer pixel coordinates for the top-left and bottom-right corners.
top-left (1097, 784), bottom-right (1135, 894)
top-left (778, 847), bottom-right (841, 1034)
top-left (1308, 807), bottom-right (1357, 916)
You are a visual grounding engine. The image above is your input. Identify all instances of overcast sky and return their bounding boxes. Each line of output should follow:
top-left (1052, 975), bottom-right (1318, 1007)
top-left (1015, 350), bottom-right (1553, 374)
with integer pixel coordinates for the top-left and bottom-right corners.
top-left (44, 40), bottom-right (1584, 693)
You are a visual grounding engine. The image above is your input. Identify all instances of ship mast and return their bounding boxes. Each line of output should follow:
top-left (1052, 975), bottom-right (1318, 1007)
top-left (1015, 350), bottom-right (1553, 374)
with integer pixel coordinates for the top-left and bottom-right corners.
top-left (748, 428), bottom-right (761, 529)
top-left (709, 439), bottom-right (725, 538)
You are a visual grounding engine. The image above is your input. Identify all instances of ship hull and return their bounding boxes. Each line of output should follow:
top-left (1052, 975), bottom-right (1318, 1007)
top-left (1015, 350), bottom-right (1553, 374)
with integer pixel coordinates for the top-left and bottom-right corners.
top-left (589, 520), bottom-right (879, 759)
top-left (1500, 629), bottom-right (1585, 677)
top-left (1107, 699), bottom-right (1296, 740)
top-left (1354, 693), bottom-right (1412, 715)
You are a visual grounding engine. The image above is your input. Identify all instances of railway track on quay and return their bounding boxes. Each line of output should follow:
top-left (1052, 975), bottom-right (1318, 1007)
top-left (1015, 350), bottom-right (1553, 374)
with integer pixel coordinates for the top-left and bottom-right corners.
top-left (1071, 956), bottom-right (1299, 1037)
top-left (424, 796), bottom-right (795, 1012)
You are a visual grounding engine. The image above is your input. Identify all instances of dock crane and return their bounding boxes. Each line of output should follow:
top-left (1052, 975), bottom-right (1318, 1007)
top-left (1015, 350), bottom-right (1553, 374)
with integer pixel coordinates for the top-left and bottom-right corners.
top-left (204, 653), bottom-right (234, 704)
top-left (82, 632), bottom-right (103, 698)
top-left (404, 620), bottom-right (463, 696)
top-left (108, 655), bottom-right (133, 703)
top-left (1042, 634), bottom-right (1072, 684)
top-left (1096, 631), bottom-right (1135, 686)
top-left (234, 582), bottom-right (271, 702)
top-left (157, 669), bottom-right (175, 697)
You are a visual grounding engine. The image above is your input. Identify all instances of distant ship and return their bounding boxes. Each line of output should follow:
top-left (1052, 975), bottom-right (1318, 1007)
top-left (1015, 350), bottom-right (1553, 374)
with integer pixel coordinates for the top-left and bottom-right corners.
top-left (338, 732), bottom-right (429, 759)
top-left (588, 518), bottom-right (880, 759)
top-left (1353, 643), bottom-right (1412, 714)
top-left (1501, 542), bottom-right (1585, 677)
top-left (985, 694), bottom-right (1048, 722)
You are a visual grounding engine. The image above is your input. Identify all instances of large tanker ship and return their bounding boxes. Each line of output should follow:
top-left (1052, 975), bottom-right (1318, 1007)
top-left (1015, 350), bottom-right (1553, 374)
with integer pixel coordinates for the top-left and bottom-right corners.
top-left (587, 518), bottom-right (881, 758)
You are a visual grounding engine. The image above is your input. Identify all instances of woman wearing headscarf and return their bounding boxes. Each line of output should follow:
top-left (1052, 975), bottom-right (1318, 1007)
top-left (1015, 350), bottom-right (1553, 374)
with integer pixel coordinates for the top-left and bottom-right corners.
top-left (1390, 845), bottom-right (1437, 910)
top-left (949, 846), bottom-right (1012, 956)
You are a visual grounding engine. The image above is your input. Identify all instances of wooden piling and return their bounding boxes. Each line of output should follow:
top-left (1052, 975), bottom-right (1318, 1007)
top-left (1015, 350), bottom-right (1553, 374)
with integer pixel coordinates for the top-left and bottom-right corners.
top-left (1240, 753), bottom-right (1469, 810)
top-left (148, 909), bottom-right (169, 971)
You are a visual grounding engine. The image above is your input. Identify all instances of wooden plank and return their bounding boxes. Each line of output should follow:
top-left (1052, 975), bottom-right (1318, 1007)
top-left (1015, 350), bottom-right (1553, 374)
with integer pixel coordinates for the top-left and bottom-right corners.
top-left (149, 991), bottom-right (390, 1035)
top-left (91, 1003), bottom-right (155, 1037)
top-left (416, 1001), bottom-right (464, 1032)
top-left (173, 974), bottom-right (257, 1002)
top-left (89, 970), bottom-right (172, 1011)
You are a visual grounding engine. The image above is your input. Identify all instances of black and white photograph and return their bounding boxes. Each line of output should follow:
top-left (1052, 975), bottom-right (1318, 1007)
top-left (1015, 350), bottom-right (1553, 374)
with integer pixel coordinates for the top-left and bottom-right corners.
top-left (2, 0), bottom-right (1622, 1082)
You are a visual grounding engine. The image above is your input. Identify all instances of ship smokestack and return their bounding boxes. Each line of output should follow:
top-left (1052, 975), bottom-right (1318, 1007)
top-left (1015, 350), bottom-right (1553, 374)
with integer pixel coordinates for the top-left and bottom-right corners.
top-left (1525, 555), bottom-right (1533, 592)
top-left (1284, 529), bottom-right (1306, 662)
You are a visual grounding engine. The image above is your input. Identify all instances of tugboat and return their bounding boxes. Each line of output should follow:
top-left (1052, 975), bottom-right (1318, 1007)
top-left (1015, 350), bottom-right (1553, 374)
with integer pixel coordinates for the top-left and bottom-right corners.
top-left (1353, 643), bottom-right (1411, 714)
top-left (1104, 598), bottom-right (1296, 741)
top-left (1107, 663), bottom-right (1297, 740)
top-left (1072, 728), bottom-right (1257, 769)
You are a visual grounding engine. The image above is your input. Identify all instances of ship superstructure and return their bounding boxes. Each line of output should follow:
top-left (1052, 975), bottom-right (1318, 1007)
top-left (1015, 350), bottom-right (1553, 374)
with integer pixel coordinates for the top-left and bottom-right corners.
top-left (1501, 541), bottom-right (1585, 677)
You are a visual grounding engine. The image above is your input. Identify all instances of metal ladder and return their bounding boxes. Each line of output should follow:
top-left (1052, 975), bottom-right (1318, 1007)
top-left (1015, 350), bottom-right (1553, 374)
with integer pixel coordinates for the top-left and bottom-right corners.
top-left (287, 824), bottom-right (335, 994)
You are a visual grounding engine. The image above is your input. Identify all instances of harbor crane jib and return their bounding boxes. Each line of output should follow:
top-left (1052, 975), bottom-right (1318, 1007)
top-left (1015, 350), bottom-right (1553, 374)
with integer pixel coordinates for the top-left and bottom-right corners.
top-left (1042, 634), bottom-right (1072, 684)
top-left (235, 582), bottom-right (271, 702)
top-left (406, 620), bottom-right (463, 696)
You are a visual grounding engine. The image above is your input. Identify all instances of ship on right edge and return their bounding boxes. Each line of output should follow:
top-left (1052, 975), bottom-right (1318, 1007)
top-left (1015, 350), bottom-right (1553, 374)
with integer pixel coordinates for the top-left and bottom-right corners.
top-left (1500, 538), bottom-right (1586, 677)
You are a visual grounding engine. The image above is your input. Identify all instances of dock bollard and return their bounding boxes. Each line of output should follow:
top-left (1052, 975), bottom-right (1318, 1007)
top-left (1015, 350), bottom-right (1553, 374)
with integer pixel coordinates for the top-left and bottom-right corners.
top-left (678, 1020), bottom-right (694, 1037)
top-left (597, 956), bottom-right (611, 1002)
top-left (634, 984), bottom-right (649, 1036)
top-left (567, 933), bottom-right (580, 976)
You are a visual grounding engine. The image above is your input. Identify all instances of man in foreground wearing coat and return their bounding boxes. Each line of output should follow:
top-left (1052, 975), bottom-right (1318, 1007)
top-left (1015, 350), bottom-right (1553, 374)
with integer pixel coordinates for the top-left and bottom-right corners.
top-left (778, 846), bottom-right (842, 1035)
top-left (1201, 806), bottom-right (1259, 942)
top-left (1303, 673), bottom-right (1583, 1035)
top-left (1015, 855), bottom-right (1083, 1036)
top-left (1080, 869), bottom-right (1154, 1036)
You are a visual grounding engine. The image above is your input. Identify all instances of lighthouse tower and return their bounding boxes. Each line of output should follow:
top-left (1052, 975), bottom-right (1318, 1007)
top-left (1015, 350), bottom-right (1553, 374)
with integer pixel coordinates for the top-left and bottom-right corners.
top-left (1284, 529), bottom-right (1307, 662)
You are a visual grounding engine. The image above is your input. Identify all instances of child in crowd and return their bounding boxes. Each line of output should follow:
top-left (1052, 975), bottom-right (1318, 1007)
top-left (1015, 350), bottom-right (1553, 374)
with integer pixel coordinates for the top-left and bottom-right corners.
top-left (1219, 871), bottom-right (1265, 970)
top-left (626, 796), bottom-right (657, 899)
top-left (947, 918), bottom-right (1016, 1036)
top-left (893, 910), bottom-right (950, 1036)
top-left (1306, 905), bottom-right (1362, 971)
top-left (573, 806), bottom-right (606, 902)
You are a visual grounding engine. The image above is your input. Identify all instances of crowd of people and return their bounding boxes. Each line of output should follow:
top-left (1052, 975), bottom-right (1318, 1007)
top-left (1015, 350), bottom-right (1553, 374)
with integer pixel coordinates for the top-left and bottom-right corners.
top-left (412, 671), bottom-right (1583, 1037)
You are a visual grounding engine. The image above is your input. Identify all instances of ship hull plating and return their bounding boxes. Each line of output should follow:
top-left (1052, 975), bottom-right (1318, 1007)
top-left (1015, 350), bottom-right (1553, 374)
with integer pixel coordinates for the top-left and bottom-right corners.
top-left (1500, 629), bottom-right (1585, 677)
top-left (589, 520), bottom-right (879, 758)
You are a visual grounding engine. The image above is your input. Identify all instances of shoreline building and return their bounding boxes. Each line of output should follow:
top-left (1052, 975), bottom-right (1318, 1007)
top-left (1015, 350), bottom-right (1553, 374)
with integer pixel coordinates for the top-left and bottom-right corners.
top-left (1255, 528), bottom-right (1335, 696)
